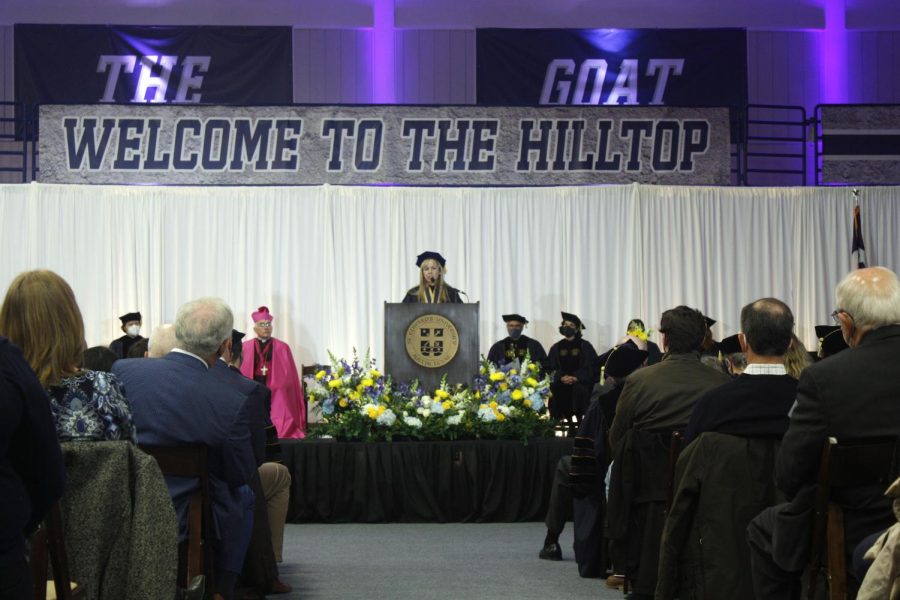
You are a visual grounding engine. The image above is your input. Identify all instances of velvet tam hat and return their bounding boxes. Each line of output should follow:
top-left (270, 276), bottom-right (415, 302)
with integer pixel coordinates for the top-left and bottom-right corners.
top-left (416, 251), bottom-right (446, 268)
top-left (718, 333), bottom-right (743, 355)
top-left (252, 306), bottom-right (274, 323)
top-left (119, 311), bottom-right (141, 324)
top-left (561, 311), bottom-right (584, 330)
top-left (502, 314), bottom-right (528, 324)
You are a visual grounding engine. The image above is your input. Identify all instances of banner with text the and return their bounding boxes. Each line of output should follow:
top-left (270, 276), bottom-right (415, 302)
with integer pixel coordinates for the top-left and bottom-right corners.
top-left (39, 104), bottom-right (732, 185)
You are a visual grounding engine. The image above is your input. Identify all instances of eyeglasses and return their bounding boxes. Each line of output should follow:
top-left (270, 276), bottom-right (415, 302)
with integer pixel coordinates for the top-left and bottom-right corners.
top-left (831, 309), bottom-right (853, 324)
top-left (256, 322), bottom-right (272, 328)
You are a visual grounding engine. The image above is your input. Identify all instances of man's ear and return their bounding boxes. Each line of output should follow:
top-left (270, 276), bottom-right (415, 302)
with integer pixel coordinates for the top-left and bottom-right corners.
top-left (738, 332), bottom-right (750, 354)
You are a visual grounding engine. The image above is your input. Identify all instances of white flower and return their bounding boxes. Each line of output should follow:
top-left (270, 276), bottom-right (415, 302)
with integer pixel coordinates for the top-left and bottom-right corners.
top-left (431, 400), bottom-right (445, 414)
top-left (403, 416), bottom-right (423, 428)
top-left (376, 409), bottom-right (397, 427)
top-left (477, 406), bottom-right (497, 422)
top-left (421, 395), bottom-right (433, 405)
top-left (447, 414), bottom-right (462, 426)
top-left (498, 405), bottom-right (511, 416)
top-left (416, 407), bottom-right (431, 418)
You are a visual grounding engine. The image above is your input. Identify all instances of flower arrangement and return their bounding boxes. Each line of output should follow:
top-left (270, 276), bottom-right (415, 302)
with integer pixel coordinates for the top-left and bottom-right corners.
top-left (306, 349), bottom-right (397, 441)
top-left (307, 350), bottom-right (556, 442)
top-left (471, 354), bottom-right (555, 440)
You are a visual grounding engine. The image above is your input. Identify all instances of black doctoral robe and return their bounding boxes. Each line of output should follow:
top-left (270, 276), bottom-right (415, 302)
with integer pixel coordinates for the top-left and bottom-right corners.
top-left (547, 337), bottom-right (599, 421)
top-left (109, 334), bottom-right (145, 360)
top-left (402, 285), bottom-right (463, 303)
top-left (486, 335), bottom-right (548, 370)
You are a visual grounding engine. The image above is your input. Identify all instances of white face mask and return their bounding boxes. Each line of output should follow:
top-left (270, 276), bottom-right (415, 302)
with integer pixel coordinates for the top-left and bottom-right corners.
top-left (126, 324), bottom-right (141, 337)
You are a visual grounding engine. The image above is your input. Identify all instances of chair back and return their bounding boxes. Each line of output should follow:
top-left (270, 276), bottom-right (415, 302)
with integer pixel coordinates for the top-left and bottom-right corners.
top-left (29, 502), bottom-right (85, 600)
top-left (807, 436), bottom-right (900, 600)
top-left (139, 444), bottom-right (212, 589)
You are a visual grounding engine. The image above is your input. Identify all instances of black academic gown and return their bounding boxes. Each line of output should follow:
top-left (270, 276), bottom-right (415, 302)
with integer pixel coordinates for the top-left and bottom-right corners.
top-left (572, 397), bottom-right (611, 577)
top-left (547, 336), bottom-right (599, 421)
top-left (486, 335), bottom-right (548, 370)
top-left (109, 334), bottom-right (145, 360)
top-left (402, 285), bottom-right (463, 303)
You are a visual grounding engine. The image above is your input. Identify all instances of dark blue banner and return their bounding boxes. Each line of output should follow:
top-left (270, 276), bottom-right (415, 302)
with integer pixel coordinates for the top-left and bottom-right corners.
top-left (15, 24), bottom-right (293, 112)
top-left (476, 28), bottom-right (747, 109)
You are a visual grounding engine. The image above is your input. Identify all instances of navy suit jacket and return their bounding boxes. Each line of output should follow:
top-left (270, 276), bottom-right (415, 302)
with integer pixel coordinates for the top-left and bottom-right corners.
top-left (210, 360), bottom-right (270, 467)
top-left (112, 351), bottom-right (256, 538)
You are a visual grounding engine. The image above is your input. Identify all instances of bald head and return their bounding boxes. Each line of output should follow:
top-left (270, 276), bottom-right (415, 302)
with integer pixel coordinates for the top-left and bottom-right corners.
top-left (740, 297), bottom-right (794, 356)
top-left (148, 324), bottom-right (177, 358)
top-left (836, 267), bottom-right (900, 331)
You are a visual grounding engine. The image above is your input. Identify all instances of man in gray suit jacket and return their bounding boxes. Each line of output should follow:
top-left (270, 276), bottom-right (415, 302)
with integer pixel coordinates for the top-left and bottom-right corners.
top-left (748, 267), bottom-right (900, 599)
top-left (113, 298), bottom-right (257, 600)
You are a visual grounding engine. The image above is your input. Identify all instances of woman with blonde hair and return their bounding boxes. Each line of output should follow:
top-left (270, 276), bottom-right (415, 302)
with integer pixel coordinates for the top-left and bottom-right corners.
top-left (402, 251), bottom-right (463, 303)
top-left (0, 270), bottom-right (134, 442)
top-left (784, 333), bottom-right (814, 379)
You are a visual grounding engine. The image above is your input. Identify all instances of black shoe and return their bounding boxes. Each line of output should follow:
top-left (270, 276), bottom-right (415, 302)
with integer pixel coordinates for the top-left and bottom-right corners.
top-left (177, 575), bottom-right (205, 600)
top-left (539, 542), bottom-right (562, 560)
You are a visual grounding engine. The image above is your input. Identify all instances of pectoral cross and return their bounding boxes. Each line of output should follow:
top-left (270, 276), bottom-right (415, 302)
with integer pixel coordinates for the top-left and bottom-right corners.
top-left (261, 365), bottom-right (268, 376)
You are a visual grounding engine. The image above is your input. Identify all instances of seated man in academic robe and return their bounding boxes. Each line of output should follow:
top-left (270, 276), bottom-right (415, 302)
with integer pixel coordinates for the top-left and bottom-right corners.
top-left (486, 313), bottom-right (548, 371)
top-left (547, 312), bottom-right (598, 433)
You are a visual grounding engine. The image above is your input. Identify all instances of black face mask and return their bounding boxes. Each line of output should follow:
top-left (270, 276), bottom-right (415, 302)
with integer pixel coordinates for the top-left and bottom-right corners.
top-left (559, 326), bottom-right (576, 337)
top-left (508, 327), bottom-right (523, 340)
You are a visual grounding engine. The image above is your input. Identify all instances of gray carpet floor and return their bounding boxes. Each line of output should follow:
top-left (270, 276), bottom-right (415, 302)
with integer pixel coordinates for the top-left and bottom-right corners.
top-left (276, 522), bottom-right (624, 599)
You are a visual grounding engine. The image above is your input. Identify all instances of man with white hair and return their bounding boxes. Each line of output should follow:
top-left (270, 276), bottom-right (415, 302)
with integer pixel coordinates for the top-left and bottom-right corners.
top-left (147, 323), bottom-right (177, 358)
top-left (113, 298), bottom-right (257, 600)
top-left (748, 267), bottom-right (900, 599)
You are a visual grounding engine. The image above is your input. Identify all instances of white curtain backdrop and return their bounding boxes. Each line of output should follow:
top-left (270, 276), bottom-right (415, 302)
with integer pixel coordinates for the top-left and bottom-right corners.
top-left (1, 183), bottom-right (897, 368)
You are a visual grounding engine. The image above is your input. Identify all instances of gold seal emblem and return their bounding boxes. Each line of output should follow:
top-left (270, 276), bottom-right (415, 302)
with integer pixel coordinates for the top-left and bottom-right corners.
top-left (405, 314), bottom-right (460, 368)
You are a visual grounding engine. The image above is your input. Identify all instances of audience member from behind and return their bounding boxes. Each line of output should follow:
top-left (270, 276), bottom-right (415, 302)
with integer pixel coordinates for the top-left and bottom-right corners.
top-left (0, 270), bottom-right (135, 443)
top-left (783, 333), bottom-right (813, 379)
top-left (607, 305), bottom-right (730, 598)
top-left (748, 267), bottom-right (900, 600)
top-left (113, 298), bottom-right (258, 600)
top-left (0, 336), bottom-right (66, 600)
top-left (81, 345), bottom-right (118, 373)
top-left (216, 330), bottom-right (292, 595)
top-left (685, 298), bottom-right (799, 444)
top-left (148, 324), bottom-right (178, 358)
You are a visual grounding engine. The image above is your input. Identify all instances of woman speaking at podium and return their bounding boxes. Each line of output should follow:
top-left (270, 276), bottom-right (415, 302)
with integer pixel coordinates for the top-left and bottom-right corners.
top-left (403, 251), bottom-right (463, 303)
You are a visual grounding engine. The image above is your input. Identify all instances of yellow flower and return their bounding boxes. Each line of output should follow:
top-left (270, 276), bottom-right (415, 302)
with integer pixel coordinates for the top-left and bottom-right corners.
top-left (475, 391), bottom-right (481, 399)
top-left (479, 367), bottom-right (487, 375)
top-left (495, 411), bottom-right (506, 422)
top-left (362, 378), bottom-right (374, 388)
top-left (339, 398), bottom-right (349, 408)
top-left (366, 407), bottom-right (378, 419)
top-left (479, 404), bottom-right (488, 410)
top-left (377, 405), bottom-right (386, 416)
top-left (349, 391), bottom-right (361, 401)
top-left (442, 400), bottom-right (452, 410)
top-left (435, 389), bottom-right (450, 399)
top-left (328, 379), bottom-right (342, 389)
top-left (370, 369), bottom-right (381, 378)
top-left (524, 399), bottom-right (532, 407)
top-left (499, 383), bottom-right (508, 391)
top-left (509, 369), bottom-right (518, 375)
top-left (525, 377), bottom-right (538, 387)
top-left (489, 372), bottom-right (505, 382)
top-left (315, 370), bottom-right (326, 380)
top-left (528, 363), bottom-right (538, 372)
top-left (489, 400), bottom-right (498, 409)
top-left (356, 384), bottom-right (364, 393)
top-left (511, 390), bottom-right (524, 401)
top-left (627, 328), bottom-right (650, 341)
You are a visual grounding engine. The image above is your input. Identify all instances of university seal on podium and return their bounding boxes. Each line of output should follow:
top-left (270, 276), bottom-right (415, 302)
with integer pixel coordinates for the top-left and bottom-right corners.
top-left (405, 314), bottom-right (460, 368)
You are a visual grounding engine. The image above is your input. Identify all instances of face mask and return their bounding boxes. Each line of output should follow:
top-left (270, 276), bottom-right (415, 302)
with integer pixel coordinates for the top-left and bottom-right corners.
top-left (126, 325), bottom-right (141, 337)
top-left (559, 326), bottom-right (576, 337)
top-left (508, 327), bottom-right (523, 340)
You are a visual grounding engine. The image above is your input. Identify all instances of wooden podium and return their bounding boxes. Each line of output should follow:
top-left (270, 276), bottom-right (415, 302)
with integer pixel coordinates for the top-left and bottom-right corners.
top-left (384, 302), bottom-right (480, 392)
